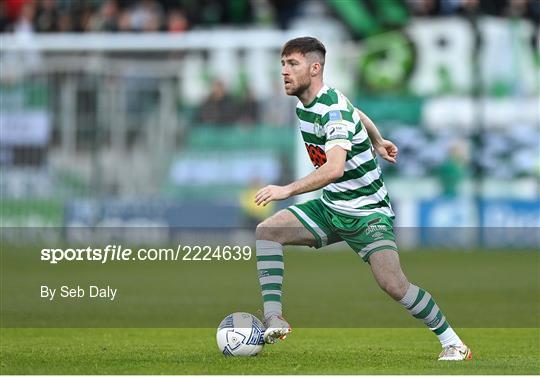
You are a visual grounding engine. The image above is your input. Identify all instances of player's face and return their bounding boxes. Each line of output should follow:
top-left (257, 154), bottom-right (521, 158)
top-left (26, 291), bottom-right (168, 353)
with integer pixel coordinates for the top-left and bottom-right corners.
top-left (281, 52), bottom-right (312, 96)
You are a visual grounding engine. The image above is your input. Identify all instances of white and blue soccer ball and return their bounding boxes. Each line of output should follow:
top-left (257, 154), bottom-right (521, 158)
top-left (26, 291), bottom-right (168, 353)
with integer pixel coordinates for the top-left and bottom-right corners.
top-left (216, 312), bottom-right (265, 356)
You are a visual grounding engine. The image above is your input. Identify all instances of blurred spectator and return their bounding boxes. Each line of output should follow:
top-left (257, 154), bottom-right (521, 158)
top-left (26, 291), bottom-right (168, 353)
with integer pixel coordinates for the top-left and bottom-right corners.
top-left (437, 142), bottom-right (468, 197)
top-left (260, 81), bottom-right (297, 127)
top-left (440, 0), bottom-right (478, 16)
top-left (88, 0), bottom-right (119, 32)
top-left (179, 0), bottom-right (253, 26)
top-left (117, 9), bottom-right (132, 32)
top-left (79, 4), bottom-right (94, 32)
top-left (0, 1), bottom-right (9, 31)
top-left (130, 0), bottom-right (163, 31)
top-left (406, 0), bottom-right (440, 16)
top-left (456, 0), bottom-right (481, 17)
top-left (239, 177), bottom-right (275, 228)
top-left (4, 0), bottom-right (32, 24)
top-left (268, 0), bottom-right (302, 29)
top-left (236, 85), bottom-right (259, 126)
top-left (0, 0), bottom-right (537, 33)
top-left (251, 0), bottom-right (276, 26)
top-left (143, 11), bottom-right (161, 31)
top-left (35, 0), bottom-right (58, 32)
top-left (224, 0), bottom-right (254, 25)
top-left (167, 8), bottom-right (189, 32)
top-left (180, 0), bottom-right (224, 26)
top-left (4, 1), bottom-right (43, 77)
top-left (480, 0), bottom-right (512, 17)
top-left (56, 10), bottom-right (72, 32)
top-left (196, 80), bottom-right (237, 126)
top-left (14, 1), bottom-right (36, 33)
top-left (504, 0), bottom-right (539, 21)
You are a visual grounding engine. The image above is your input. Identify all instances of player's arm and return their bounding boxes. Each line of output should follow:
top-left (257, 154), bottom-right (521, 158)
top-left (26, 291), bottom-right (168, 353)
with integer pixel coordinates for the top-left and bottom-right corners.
top-left (254, 147), bottom-right (347, 206)
top-left (355, 108), bottom-right (398, 164)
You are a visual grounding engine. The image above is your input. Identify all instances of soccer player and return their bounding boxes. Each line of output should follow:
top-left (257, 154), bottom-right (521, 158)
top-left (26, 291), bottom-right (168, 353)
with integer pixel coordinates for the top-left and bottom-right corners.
top-left (254, 37), bottom-right (472, 361)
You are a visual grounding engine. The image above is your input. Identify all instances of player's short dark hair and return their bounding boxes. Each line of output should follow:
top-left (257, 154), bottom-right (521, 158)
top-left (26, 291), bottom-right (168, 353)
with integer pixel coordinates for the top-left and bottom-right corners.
top-left (281, 37), bottom-right (326, 64)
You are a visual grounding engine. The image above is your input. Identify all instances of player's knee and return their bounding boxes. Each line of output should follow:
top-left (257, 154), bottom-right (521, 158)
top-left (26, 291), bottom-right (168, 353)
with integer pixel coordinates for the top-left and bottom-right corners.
top-left (255, 220), bottom-right (282, 243)
top-left (380, 279), bottom-right (408, 301)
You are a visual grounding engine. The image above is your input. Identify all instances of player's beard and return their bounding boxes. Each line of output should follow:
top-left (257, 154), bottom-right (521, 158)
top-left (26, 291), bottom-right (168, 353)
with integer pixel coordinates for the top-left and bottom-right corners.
top-left (287, 75), bottom-right (311, 97)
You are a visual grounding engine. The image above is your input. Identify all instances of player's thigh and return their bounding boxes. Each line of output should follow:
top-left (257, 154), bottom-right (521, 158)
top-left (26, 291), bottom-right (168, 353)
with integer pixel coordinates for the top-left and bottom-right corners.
top-left (369, 250), bottom-right (409, 300)
top-left (256, 209), bottom-right (316, 246)
top-left (334, 212), bottom-right (408, 298)
top-left (336, 213), bottom-right (397, 262)
top-left (286, 199), bottom-right (339, 248)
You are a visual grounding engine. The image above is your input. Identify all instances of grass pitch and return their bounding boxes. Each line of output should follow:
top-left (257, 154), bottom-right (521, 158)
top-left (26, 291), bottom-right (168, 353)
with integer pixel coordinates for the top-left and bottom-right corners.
top-left (1, 328), bottom-right (539, 374)
top-left (1, 249), bottom-right (539, 374)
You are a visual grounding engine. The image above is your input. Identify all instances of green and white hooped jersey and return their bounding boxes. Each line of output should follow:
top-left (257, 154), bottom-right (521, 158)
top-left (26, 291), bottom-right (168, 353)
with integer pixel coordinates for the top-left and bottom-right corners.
top-left (296, 85), bottom-right (394, 218)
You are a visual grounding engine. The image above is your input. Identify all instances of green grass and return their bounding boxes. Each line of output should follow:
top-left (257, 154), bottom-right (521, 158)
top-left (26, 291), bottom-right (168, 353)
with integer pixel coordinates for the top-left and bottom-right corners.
top-left (1, 249), bottom-right (539, 373)
top-left (2, 249), bottom-right (539, 328)
top-left (1, 328), bottom-right (539, 374)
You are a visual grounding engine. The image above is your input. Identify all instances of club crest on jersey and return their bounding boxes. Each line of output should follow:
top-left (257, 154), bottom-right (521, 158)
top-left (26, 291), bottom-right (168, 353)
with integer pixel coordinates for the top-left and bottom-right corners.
top-left (313, 116), bottom-right (325, 137)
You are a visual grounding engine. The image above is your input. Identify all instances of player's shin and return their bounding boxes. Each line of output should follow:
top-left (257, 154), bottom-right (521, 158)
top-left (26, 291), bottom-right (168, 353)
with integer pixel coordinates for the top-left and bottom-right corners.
top-left (399, 283), bottom-right (463, 348)
top-left (255, 240), bottom-right (284, 318)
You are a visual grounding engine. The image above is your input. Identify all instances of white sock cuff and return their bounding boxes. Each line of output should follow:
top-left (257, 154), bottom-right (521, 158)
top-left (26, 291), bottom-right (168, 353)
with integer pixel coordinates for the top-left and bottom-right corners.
top-left (399, 283), bottom-right (419, 307)
top-left (256, 240), bottom-right (283, 255)
top-left (438, 327), bottom-right (463, 348)
top-left (263, 301), bottom-right (282, 318)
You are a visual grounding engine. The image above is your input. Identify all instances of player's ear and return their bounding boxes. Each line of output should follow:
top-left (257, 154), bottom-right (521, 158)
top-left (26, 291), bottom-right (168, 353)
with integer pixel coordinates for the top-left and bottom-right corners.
top-left (311, 62), bottom-right (321, 77)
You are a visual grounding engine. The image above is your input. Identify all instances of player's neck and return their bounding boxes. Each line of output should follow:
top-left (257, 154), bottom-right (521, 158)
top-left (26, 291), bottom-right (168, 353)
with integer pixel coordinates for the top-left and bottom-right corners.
top-left (298, 81), bottom-right (324, 106)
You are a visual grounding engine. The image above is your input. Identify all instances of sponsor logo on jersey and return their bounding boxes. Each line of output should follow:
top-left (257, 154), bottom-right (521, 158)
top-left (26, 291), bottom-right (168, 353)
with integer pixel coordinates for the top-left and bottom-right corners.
top-left (327, 123), bottom-right (348, 141)
top-left (366, 224), bottom-right (387, 235)
top-left (305, 143), bottom-right (327, 168)
top-left (370, 231), bottom-right (384, 240)
top-left (328, 110), bottom-right (342, 121)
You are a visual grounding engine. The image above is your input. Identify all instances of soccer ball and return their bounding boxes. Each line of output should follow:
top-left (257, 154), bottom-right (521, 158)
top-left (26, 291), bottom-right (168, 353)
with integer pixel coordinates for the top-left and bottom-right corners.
top-left (216, 312), bottom-right (265, 356)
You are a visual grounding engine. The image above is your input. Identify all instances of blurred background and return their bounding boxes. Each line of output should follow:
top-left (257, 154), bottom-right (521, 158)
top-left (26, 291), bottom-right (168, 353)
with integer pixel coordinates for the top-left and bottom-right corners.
top-left (1, 0), bottom-right (539, 248)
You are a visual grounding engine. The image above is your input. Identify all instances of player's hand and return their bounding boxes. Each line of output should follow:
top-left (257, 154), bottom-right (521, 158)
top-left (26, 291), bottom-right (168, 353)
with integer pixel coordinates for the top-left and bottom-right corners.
top-left (255, 185), bottom-right (291, 206)
top-left (374, 139), bottom-right (398, 164)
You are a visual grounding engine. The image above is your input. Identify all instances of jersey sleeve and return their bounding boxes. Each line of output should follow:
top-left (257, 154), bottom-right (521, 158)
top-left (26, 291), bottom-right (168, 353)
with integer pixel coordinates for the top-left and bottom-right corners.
top-left (323, 108), bottom-right (355, 152)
